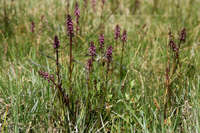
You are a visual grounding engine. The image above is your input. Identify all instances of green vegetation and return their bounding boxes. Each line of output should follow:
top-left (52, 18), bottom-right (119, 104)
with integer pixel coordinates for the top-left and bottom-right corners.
top-left (0, 0), bottom-right (200, 132)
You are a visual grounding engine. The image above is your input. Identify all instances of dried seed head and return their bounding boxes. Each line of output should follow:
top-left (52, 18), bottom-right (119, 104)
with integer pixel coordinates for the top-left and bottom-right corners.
top-left (115, 25), bottom-right (120, 40)
top-left (53, 35), bottom-right (60, 49)
top-left (66, 15), bottom-right (74, 37)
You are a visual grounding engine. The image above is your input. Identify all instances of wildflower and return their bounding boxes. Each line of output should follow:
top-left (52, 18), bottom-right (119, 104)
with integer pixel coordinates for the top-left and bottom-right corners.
top-left (66, 15), bottom-right (74, 37)
top-left (114, 25), bottom-right (120, 40)
top-left (89, 41), bottom-right (96, 57)
top-left (53, 35), bottom-right (60, 49)
top-left (38, 70), bottom-right (54, 83)
top-left (180, 28), bottom-right (186, 43)
top-left (121, 30), bottom-right (127, 43)
top-left (106, 46), bottom-right (113, 63)
top-left (74, 2), bottom-right (80, 19)
top-left (99, 34), bottom-right (104, 50)
top-left (86, 58), bottom-right (93, 72)
top-left (169, 39), bottom-right (179, 59)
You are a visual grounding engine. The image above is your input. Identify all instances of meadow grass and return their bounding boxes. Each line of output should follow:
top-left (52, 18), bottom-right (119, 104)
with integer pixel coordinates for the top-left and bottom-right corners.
top-left (0, 0), bottom-right (200, 132)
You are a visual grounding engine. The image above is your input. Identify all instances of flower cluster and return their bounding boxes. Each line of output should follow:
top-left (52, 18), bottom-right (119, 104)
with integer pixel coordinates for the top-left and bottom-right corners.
top-left (74, 2), bottom-right (80, 19)
top-left (180, 28), bottom-right (186, 43)
top-left (89, 41), bottom-right (96, 58)
top-left (99, 34), bottom-right (104, 50)
top-left (53, 35), bottom-right (60, 49)
top-left (121, 30), bottom-right (127, 43)
top-left (115, 25), bottom-right (120, 40)
top-left (86, 58), bottom-right (93, 72)
top-left (66, 15), bottom-right (74, 37)
top-left (38, 70), bottom-right (54, 82)
top-left (169, 39), bottom-right (179, 59)
top-left (106, 46), bottom-right (113, 63)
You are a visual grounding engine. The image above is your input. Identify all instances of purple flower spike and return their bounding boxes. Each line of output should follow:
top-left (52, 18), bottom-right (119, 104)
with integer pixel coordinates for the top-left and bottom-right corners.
top-left (74, 2), bottom-right (80, 22)
top-left (169, 40), bottom-right (178, 52)
top-left (86, 58), bottom-right (93, 71)
top-left (66, 15), bottom-right (74, 37)
top-left (38, 70), bottom-right (54, 83)
top-left (54, 35), bottom-right (60, 49)
top-left (99, 34), bottom-right (104, 49)
top-left (106, 46), bottom-right (113, 63)
top-left (180, 28), bottom-right (186, 43)
top-left (115, 25), bottom-right (120, 40)
top-left (89, 41), bottom-right (96, 57)
top-left (75, 2), bottom-right (80, 18)
top-left (121, 30), bottom-right (127, 43)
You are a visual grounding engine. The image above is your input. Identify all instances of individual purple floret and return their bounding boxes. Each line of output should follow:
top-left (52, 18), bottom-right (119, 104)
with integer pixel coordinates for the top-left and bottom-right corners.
top-left (115, 25), bottom-right (120, 40)
top-left (106, 46), bottom-right (113, 63)
top-left (66, 15), bottom-right (74, 37)
top-left (89, 41), bottom-right (96, 58)
top-left (99, 34), bottom-right (104, 50)
top-left (53, 35), bottom-right (60, 49)
top-left (180, 28), bottom-right (186, 43)
top-left (86, 58), bottom-right (93, 72)
top-left (121, 30), bottom-right (127, 43)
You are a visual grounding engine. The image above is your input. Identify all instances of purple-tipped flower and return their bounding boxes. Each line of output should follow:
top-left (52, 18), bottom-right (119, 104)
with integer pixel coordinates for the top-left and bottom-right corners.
top-left (106, 46), bottom-right (113, 63)
top-left (53, 35), bottom-right (60, 49)
top-left (115, 25), bottom-right (120, 40)
top-left (74, 2), bottom-right (80, 18)
top-left (99, 34), bottom-right (104, 50)
top-left (38, 70), bottom-right (54, 83)
top-left (180, 28), bottom-right (186, 43)
top-left (74, 2), bottom-right (80, 22)
top-left (121, 30), bottom-right (127, 43)
top-left (169, 39), bottom-right (179, 59)
top-left (66, 15), bottom-right (74, 37)
top-left (86, 58), bottom-right (93, 72)
top-left (89, 41), bottom-right (96, 57)
top-left (31, 21), bottom-right (35, 33)
top-left (169, 40), bottom-right (177, 52)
